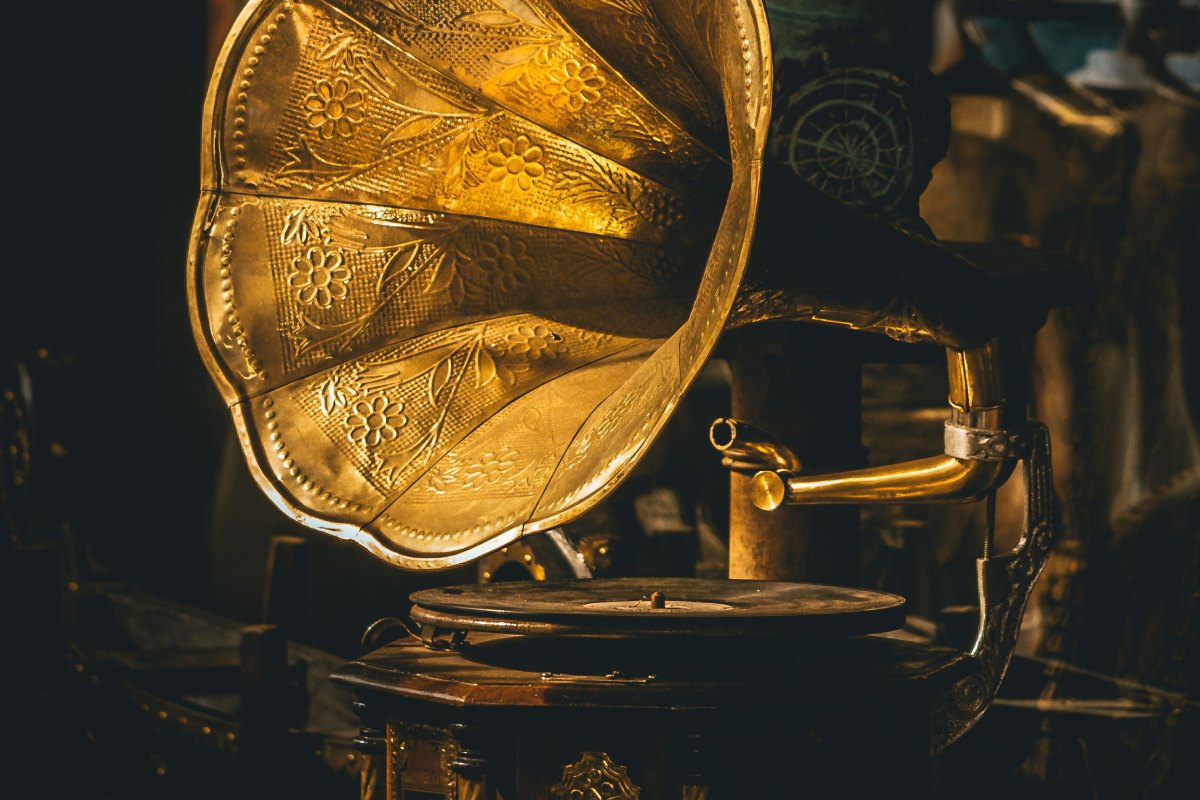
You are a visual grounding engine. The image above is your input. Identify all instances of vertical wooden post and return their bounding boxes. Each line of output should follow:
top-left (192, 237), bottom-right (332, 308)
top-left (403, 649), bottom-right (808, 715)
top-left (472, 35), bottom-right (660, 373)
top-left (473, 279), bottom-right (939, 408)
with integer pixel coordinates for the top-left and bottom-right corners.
top-left (239, 623), bottom-right (288, 760)
top-left (261, 535), bottom-right (309, 641)
top-left (728, 323), bottom-right (863, 584)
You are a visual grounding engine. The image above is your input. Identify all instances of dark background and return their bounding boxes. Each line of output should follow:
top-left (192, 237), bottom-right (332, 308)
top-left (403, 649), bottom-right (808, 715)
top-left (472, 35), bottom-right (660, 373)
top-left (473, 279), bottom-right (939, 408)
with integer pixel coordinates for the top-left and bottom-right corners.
top-left (7, 3), bottom-right (221, 601)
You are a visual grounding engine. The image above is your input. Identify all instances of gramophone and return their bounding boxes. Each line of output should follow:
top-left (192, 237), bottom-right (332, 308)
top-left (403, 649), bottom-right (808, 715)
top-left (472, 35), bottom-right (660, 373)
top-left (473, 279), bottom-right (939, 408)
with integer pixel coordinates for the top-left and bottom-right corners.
top-left (189, 0), bottom-right (1080, 796)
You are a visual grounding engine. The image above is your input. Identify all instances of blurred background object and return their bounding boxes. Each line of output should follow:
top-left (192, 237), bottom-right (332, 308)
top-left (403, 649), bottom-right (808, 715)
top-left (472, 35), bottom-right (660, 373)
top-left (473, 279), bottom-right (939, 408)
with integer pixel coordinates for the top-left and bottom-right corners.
top-left (923, 1), bottom-right (1199, 797)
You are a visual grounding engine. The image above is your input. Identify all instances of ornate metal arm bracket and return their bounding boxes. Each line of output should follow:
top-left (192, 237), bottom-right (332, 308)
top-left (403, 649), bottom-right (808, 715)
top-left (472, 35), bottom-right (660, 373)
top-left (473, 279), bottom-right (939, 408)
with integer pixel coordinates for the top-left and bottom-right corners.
top-left (930, 421), bottom-right (1056, 753)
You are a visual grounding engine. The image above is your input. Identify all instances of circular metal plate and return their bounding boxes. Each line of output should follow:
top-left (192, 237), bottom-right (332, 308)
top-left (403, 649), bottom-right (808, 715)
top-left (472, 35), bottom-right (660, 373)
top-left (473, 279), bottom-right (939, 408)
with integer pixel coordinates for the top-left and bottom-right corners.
top-left (410, 578), bottom-right (905, 638)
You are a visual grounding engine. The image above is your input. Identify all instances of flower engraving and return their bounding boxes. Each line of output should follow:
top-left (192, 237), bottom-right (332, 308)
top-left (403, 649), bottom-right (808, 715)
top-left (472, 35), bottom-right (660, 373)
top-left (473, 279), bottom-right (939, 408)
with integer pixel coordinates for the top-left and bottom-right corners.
top-left (305, 78), bottom-right (365, 139)
top-left (487, 135), bottom-right (545, 191)
top-left (345, 396), bottom-right (407, 447)
top-left (290, 248), bottom-right (351, 308)
top-left (543, 60), bottom-right (606, 112)
top-left (622, 25), bottom-right (669, 70)
top-left (462, 448), bottom-right (517, 490)
top-left (469, 236), bottom-right (533, 296)
top-left (425, 462), bottom-right (460, 495)
top-left (504, 324), bottom-right (565, 362)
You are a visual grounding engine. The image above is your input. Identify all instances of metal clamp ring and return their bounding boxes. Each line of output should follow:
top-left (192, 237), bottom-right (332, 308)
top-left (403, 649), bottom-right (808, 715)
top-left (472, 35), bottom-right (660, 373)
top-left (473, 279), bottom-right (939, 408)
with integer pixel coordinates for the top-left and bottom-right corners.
top-left (944, 422), bottom-right (1028, 461)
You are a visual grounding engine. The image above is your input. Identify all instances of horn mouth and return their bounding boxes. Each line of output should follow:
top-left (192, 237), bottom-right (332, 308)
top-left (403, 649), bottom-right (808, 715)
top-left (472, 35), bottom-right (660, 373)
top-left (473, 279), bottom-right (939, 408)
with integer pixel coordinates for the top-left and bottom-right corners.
top-left (189, 0), bottom-right (773, 568)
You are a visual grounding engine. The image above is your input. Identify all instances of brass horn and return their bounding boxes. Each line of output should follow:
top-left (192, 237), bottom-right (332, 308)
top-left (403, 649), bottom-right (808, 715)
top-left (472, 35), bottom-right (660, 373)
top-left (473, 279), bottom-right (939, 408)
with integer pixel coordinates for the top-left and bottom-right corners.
top-left (190, 0), bottom-right (1065, 573)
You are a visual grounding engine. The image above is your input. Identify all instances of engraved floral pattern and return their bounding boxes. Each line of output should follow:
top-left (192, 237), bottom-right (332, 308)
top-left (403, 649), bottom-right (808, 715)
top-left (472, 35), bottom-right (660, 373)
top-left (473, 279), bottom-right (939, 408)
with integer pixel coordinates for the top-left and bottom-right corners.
top-left (622, 24), bottom-right (669, 70)
top-left (486, 135), bottom-right (545, 190)
top-left (290, 248), bottom-right (351, 308)
top-left (542, 59), bottom-right (606, 112)
top-left (504, 325), bottom-right (564, 361)
top-left (462, 447), bottom-right (517, 490)
top-left (469, 235), bottom-right (533, 295)
top-left (346, 396), bottom-right (407, 447)
top-left (305, 78), bottom-right (365, 139)
top-left (425, 461), bottom-right (460, 495)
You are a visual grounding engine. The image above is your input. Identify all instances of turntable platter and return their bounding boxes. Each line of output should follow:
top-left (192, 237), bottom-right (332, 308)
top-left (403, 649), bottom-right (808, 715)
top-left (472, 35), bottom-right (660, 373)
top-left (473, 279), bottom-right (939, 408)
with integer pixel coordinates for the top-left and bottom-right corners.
top-left (410, 578), bottom-right (905, 639)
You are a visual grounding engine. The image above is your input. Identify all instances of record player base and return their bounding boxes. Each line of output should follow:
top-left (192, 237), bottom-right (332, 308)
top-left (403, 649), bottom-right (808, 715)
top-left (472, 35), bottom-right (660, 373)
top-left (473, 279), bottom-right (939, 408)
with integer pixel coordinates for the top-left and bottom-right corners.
top-left (332, 634), bottom-right (972, 799)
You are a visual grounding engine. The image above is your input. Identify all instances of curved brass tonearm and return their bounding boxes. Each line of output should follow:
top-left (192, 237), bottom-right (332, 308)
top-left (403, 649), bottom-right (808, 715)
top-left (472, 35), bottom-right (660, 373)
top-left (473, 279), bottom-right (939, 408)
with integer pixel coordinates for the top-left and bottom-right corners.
top-left (720, 291), bottom-right (1025, 508)
top-left (709, 418), bottom-right (803, 475)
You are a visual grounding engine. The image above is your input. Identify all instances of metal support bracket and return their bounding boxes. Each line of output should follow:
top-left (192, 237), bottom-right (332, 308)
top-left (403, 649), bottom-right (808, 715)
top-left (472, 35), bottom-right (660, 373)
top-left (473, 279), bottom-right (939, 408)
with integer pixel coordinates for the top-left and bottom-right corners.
top-left (930, 422), bottom-right (1057, 752)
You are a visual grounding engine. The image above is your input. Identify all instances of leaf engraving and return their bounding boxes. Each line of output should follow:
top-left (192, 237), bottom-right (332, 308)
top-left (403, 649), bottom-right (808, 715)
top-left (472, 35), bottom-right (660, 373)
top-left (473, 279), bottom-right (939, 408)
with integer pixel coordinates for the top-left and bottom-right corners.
top-left (281, 208), bottom-right (322, 245)
top-left (428, 358), bottom-right (453, 405)
top-left (358, 340), bottom-right (464, 395)
top-left (318, 374), bottom-right (358, 416)
top-left (422, 252), bottom-right (455, 294)
top-left (437, 131), bottom-right (473, 195)
top-left (278, 139), bottom-right (357, 182)
top-left (588, 0), bottom-right (647, 14)
top-left (490, 42), bottom-right (546, 66)
top-left (492, 43), bottom-right (557, 89)
top-left (378, 244), bottom-right (422, 291)
top-left (455, 10), bottom-right (522, 27)
top-left (382, 114), bottom-right (442, 145)
top-left (317, 32), bottom-right (356, 63)
top-left (555, 161), bottom-right (639, 224)
top-left (375, 0), bottom-right (426, 30)
top-left (448, 271), bottom-right (466, 306)
top-left (474, 346), bottom-right (497, 387)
